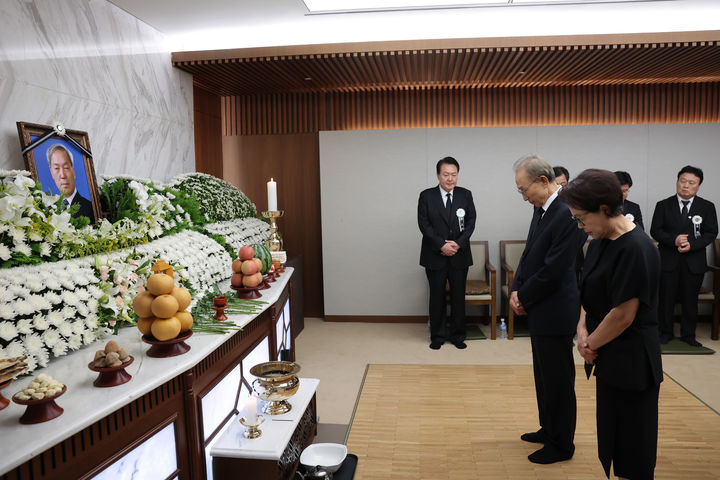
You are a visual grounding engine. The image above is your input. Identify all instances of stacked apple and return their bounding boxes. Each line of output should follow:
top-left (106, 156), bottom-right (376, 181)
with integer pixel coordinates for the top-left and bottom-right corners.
top-left (231, 245), bottom-right (264, 288)
top-left (132, 272), bottom-right (194, 341)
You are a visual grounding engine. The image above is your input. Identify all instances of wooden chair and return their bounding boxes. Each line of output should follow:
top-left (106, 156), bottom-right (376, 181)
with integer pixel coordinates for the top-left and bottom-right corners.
top-left (698, 238), bottom-right (720, 340)
top-left (499, 240), bottom-right (526, 340)
top-left (464, 241), bottom-right (497, 338)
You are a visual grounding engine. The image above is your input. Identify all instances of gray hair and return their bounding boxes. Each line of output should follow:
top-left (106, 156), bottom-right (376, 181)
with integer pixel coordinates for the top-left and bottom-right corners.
top-left (513, 154), bottom-right (555, 182)
top-left (46, 143), bottom-right (74, 168)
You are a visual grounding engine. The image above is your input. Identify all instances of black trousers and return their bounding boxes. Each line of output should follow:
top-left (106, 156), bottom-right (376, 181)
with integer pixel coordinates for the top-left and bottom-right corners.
top-left (658, 259), bottom-right (704, 339)
top-left (596, 377), bottom-right (659, 480)
top-left (425, 266), bottom-right (467, 344)
top-left (530, 334), bottom-right (577, 455)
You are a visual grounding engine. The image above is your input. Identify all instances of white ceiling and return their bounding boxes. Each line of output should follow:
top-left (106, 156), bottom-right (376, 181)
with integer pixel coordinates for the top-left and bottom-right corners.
top-left (107, 0), bottom-right (720, 52)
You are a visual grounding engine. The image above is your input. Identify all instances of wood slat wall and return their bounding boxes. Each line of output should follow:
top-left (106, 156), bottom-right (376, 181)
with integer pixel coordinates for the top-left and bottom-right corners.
top-left (222, 82), bottom-right (720, 136)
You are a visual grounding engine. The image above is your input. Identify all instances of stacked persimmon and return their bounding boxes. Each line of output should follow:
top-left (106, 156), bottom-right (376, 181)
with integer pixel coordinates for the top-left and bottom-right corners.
top-left (133, 272), bottom-right (194, 341)
top-left (231, 245), bottom-right (264, 288)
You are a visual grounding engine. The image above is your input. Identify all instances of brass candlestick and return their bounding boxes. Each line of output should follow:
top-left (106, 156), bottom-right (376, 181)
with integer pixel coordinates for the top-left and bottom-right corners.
top-left (239, 414), bottom-right (265, 439)
top-left (262, 210), bottom-right (284, 252)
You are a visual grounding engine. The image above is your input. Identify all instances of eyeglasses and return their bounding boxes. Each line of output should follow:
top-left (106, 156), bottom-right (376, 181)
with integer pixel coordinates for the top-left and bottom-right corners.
top-left (517, 178), bottom-right (539, 195)
top-left (571, 213), bottom-right (587, 227)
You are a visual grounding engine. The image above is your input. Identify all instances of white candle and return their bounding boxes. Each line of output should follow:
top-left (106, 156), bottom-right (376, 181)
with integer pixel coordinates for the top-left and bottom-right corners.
top-left (267, 178), bottom-right (277, 211)
top-left (246, 395), bottom-right (258, 424)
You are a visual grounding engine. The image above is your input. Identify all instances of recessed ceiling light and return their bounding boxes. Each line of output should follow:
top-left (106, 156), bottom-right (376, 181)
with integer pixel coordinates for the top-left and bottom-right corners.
top-left (302, 0), bottom-right (657, 14)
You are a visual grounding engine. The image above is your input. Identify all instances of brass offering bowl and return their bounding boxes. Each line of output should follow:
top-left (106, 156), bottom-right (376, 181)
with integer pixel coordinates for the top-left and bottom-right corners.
top-left (250, 361), bottom-right (300, 415)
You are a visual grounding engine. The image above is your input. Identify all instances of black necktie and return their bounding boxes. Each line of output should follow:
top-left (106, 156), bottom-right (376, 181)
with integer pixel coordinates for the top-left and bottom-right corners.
top-left (63, 199), bottom-right (70, 210)
top-left (445, 192), bottom-right (452, 221)
top-left (681, 200), bottom-right (689, 217)
top-left (528, 207), bottom-right (544, 241)
top-left (536, 207), bottom-right (545, 225)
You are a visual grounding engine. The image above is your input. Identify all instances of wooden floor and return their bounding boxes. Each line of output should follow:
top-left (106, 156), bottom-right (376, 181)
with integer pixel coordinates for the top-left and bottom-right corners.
top-left (345, 365), bottom-right (720, 480)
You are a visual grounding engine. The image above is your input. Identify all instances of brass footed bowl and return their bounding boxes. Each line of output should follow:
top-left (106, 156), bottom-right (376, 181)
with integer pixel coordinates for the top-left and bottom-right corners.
top-left (250, 361), bottom-right (301, 415)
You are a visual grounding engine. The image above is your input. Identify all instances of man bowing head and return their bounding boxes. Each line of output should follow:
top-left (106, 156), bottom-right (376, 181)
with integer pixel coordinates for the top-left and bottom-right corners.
top-left (511, 155), bottom-right (586, 465)
top-left (418, 157), bottom-right (476, 350)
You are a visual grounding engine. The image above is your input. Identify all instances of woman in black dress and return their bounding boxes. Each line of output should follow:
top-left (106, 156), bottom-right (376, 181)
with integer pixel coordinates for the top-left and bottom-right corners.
top-left (559, 169), bottom-right (663, 480)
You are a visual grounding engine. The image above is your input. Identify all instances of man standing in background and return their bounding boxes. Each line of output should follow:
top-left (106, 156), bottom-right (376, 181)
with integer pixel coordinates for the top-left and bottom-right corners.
top-left (418, 156), bottom-right (477, 350)
top-left (615, 170), bottom-right (644, 230)
top-left (553, 166), bottom-right (569, 187)
top-left (651, 165), bottom-right (718, 347)
top-left (511, 155), bottom-right (585, 464)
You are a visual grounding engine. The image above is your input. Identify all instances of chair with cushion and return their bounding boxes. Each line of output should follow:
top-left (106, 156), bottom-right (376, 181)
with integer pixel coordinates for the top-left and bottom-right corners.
top-left (499, 240), bottom-right (526, 339)
top-left (698, 238), bottom-right (720, 340)
top-left (459, 241), bottom-right (497, 338)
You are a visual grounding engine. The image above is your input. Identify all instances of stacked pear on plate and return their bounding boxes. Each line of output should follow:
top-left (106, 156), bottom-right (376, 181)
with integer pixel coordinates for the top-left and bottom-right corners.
top-left (133, 261), bottom-right (193, 341)
top-left (231, 245), bottom-right (264, 288)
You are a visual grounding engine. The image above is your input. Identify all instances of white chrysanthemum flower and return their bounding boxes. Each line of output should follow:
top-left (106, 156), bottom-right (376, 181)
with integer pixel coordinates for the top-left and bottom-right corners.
top-left (61, 306), bottom-right (77, 319)
top-left (14, 242), bottom-right (32, 257)
top-left (47, 310), bottom-right (64, 326)
top-left (14, 299), bottom-right (35, 316)
top-left (45, 292), bottom-right (62, 305)
top-left (52, 340), bottom-right (67, 356)
top-left (0, 321), bottom-right (19, 341)
top-left (86, 298), bottom-right (99, 312)
top-left (28, 294), bottom-right (51, 311)
top-left (75, 288), bottom-right (90, 302)
top-left (58, 322), bottom-right (73, 337)
top-left (61, 291), bottom-right (80, 306)
top-left (83, 330), bottom-right (96, 344)
top-left (71, 320), bottom-right (86, 335)
top-left (28, 231), bottom-right (42, 242)
top-left (45, 278), bottom-right (62, 290)
top-left (24, 333), bottom-right (44, 353)
top-left (5, 340), bottom-right (25, 358)
top-left (76, 302), bottom-right (89, 318)
top-left (24, 355), bottom-right (37, 373)
top-left (0, 288), bottom-right (14, 303)
top-left (35, 348), bottom-right (50, 367)
top-left (26, 279), bottom-right (45, 293)
top-left (32, 314), bottom-right (49, 331)
top-left (67, 334), bottom-right (82, 350)
top-left (0, 244), bottom-right (11, 261)
top-left (39, 242), bottom-right (51, 257)
top-left (42, 328), bottom-right (60, 347)
top-left (85, 315), bottom-right (99, 329)
top-left (16, 318), bottom-right (33, 334)
top-left (61, 279), bottom-right (77, 290)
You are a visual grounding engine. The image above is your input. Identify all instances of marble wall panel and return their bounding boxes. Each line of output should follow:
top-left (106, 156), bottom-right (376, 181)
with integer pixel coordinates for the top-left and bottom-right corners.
top-left (0, 0), bottom-right (194, 182)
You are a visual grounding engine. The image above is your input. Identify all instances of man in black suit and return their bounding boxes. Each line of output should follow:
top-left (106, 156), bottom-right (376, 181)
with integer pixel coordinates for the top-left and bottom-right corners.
top-left (418, 156), bottom-right (476, 350)
top-left (650, 165), bottom-right (718, 347)
top-left (511, 155), bottom-right (585, 464)
top-left (614, 170), bottom-right (644, 230)
top-left (47, 143), bottom-right (95, 223)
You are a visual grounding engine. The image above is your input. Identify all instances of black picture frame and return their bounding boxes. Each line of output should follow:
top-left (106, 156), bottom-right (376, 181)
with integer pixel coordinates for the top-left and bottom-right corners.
top-left (17, 121), bottom-right (102, 224)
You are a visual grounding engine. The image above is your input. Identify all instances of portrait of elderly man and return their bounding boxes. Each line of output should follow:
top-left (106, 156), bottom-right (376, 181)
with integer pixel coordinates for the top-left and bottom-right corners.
top-left (46, 143), bottom-right (95, 223)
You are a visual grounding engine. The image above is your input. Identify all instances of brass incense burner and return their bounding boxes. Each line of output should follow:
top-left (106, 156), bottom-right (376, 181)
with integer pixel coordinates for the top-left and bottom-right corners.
top-left (250, 361), bottom-right (300, 415)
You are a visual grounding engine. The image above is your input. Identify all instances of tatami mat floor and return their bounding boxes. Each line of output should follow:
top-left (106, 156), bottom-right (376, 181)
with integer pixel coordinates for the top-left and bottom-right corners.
top-left (295, 318), bottom-right (720, 476)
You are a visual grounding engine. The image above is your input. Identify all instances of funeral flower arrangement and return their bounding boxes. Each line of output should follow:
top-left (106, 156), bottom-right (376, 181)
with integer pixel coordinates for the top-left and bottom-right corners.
top-left (167, 172), bottom-right (257, 222)
top-left (203, 217), bottom-right (270, 253)
top-left (0, 170), bottom-right (268, 373)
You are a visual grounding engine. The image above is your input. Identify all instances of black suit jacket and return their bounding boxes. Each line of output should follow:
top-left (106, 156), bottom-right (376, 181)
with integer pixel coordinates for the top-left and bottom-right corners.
top-left (650, 195), bottom-right (718, 274)
top-left (70, 193), bottom-right (96, 224)
top-left (512, 196), bottom-right (587, 336)
top-left (418, 186), bottom-right (476, 270)
top-left (622, 199), bottom-right (644, 230)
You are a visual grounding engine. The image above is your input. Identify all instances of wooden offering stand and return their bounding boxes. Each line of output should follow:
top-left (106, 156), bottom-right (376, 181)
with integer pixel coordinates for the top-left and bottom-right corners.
top-left (12, 385), bottom-right (67, 424)
top-left (88, 356), bottom-right (134, 388)
top-left (142, 330), bottom-right (193, 358)
top-left (0, 379), bottom-right (12, 410)
top-left (212, 296), bottom-right (228, 321)
top-left (231, 285), bottom-right (263, 300)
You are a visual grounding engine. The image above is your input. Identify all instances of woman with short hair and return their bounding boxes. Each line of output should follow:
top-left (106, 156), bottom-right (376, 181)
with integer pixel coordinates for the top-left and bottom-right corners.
top-left (559, 169), bottom-right (663, 480)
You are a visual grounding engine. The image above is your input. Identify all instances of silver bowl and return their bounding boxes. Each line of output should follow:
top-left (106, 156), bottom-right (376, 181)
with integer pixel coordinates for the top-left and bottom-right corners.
top-left (250, 361), bottom-right (301, 415)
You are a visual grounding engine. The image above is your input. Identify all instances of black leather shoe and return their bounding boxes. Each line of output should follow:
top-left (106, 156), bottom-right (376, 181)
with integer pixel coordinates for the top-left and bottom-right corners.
top-left (659, 333), bottom-right (673, 344)
top-left (521, 431), bottom-right (545, 444)
top-left (453, 341), bottom-right (467, 349)
top-left (528, 446), bottom-right (573, 464)
top-left (429, 341), bottom-right (443, 350)
top-left (682, 337), bottom-right (703, 347)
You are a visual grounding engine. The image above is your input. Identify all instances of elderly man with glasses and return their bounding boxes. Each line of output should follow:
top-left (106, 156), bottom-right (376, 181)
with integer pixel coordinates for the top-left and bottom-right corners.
top-left (510, 154), bottom-right (587, 465)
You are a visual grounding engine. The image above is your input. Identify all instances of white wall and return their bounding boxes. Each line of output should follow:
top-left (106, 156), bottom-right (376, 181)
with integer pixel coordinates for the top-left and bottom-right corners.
top-left (0, 0), bottom-right (194, 181)
top-left (320, 123), bottom-right (720, 316)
